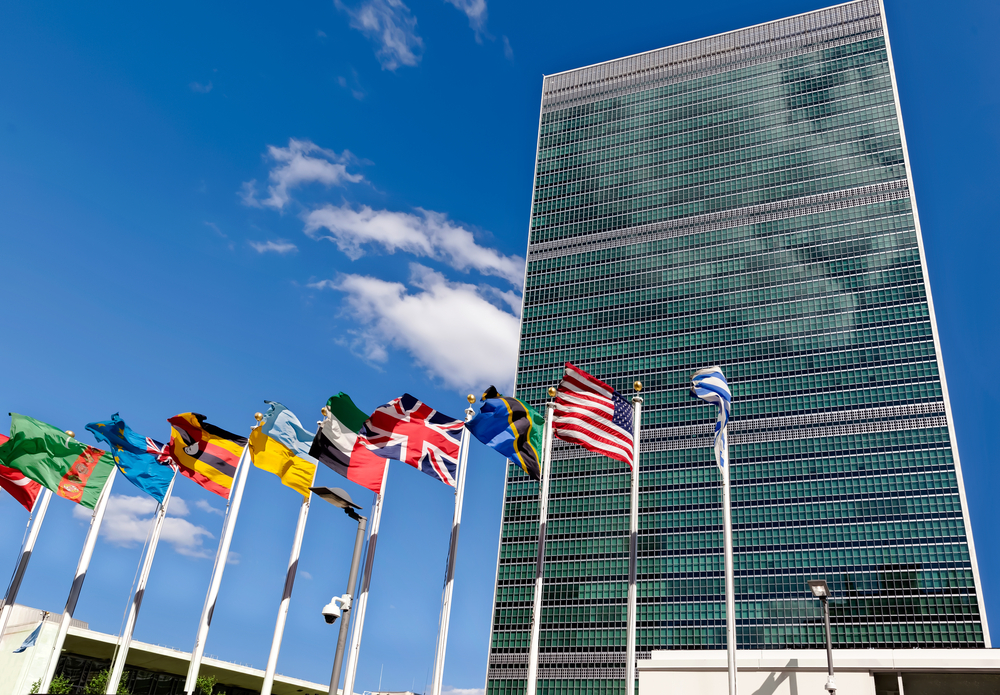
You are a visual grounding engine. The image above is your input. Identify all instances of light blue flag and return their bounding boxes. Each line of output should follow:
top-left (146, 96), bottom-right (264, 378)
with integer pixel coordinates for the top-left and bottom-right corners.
top-left (690, 366), bottom-right (732, 469)
top-left (13, 622), bottom-right (41, 653)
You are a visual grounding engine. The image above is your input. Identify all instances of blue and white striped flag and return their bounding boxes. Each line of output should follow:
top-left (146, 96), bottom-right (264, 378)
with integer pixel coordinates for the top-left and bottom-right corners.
top-left (690, 367), bottom-right (732, 469)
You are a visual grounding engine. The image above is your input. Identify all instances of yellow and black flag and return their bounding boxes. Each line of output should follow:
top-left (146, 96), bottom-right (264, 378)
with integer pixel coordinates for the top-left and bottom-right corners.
top-left (167, 413), bottom-right (247, 498)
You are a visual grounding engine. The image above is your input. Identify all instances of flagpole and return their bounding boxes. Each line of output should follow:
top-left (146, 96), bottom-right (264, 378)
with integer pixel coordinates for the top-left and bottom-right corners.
top-left (40, 466), bottom-right (119, 692)
top-left (106, 473), bottom-right (177, 694)
top-left (0, 487), bottom-right (53, 641)
top-left (525, 387), bottom-right (557, 695)
top-left (429, 396), bottom-right (476, 695)
top-left (341, 463), bottom-right (390, 695)
top-left (626, 382), bottom-right (643, 695)
top-left (722, 431), bottom-right (738, 695)
top-left (260, 467), bottom-right (319, 695)
top-left (184, 440), bottom-right (254, 695)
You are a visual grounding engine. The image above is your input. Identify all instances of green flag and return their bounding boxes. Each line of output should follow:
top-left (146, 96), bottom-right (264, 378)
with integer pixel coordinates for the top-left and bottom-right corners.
top-left (0, 413), bottom-right (115, 509)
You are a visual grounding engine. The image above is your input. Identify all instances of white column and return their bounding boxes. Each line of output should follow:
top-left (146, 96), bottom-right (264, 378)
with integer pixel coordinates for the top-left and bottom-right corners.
top-left (525, 396), bottom-right (556, 695)
top-left (40, 467), bottom-right (119, 692)
top-left (184, 445), bottom-right (252, 694)
top-left (342, 463), bottom-right (390, 695)
top-left (722, 434), bottom-right (738, 695)
top-left (0, 487), bottom-right (53, 640)
top-left (429, 402), bottom-right (476, 695)
top-left (107, 474), bottom-right (177, 694)
top-left (260, 467), bottom-right (318, 695)
top-left (625, 389), bottom-right (643, 695)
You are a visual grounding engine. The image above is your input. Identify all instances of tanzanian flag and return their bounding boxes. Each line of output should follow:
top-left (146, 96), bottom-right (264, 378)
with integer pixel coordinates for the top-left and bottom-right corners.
top-left (309, 392), bottom-right (388, 494)
top-left (0, 413), bottom-right (116, 509)
top-left (167, 413), bottom-right (247, 498)
top-left (249, 401), bottom-right (318, 498)
top-left (466, 387), bottom-right (544, 480)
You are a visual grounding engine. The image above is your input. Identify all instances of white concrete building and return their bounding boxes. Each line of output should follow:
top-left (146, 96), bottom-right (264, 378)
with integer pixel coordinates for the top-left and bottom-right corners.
top-left (638, 648), bottom-right (1000, 694)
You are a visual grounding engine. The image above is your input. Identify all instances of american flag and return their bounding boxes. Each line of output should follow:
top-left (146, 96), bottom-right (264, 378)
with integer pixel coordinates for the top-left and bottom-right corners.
top-left (553, 363), bottom-right (635, 469)
top-left (360, 394), bottom-right (464, 486)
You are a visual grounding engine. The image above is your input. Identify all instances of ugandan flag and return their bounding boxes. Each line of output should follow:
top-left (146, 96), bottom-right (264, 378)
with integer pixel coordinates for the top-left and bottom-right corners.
top-left (466, 387), bottom-right (544, 480)
top-left (167, 413), bottom-right (247, 498)
top-left (0, 414), bottom-right (115, 509)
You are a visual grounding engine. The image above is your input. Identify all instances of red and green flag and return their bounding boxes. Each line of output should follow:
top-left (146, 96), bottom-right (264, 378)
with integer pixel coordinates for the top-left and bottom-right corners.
top-left (0, 413), bottom-right (115, 509)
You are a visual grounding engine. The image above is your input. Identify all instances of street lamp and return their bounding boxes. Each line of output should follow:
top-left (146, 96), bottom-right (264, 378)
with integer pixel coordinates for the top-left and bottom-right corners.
top-left (312, 486), bottom-right (368, 695)
top-left (807, 579), bottom-right (836, 694)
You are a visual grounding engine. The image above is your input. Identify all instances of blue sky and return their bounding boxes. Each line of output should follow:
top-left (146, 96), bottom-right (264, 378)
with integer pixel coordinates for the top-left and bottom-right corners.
top-left (1, 0), bottom-right (999, 692)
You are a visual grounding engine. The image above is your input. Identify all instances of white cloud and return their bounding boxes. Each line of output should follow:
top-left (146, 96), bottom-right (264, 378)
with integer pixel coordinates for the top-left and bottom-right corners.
top-left (317, 29), bottom-right (328, 38)
top-left (226, 551), bottom-right (240, 565)
top-left (241, 138), bottom-right (364, 211)
top-left (189, 81), bottom-right (213, 93)
top-left (300, 570), bottom-right (313, 580)
top-left (315, 264), bottom-right (519, 392)
top-left (194, 499), bottom-right (224, 516)
top-left (75, 494), bottom-right (215, 558)
top-left (443, 689), bottom-right (485, 695)
top-left (444, 0), bottom-right (488, 41)
top-left (336, 0), bottom-right (423, 70)
top-left (250, 239), bottom-right (298, 254)
top-left (304, 204), bottom-right (524, 285)
top-left (502, 35), bottom-right (513, 60)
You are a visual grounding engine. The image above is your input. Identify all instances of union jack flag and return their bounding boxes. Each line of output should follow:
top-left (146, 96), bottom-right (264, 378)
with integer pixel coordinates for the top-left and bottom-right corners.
top-left (360, 394), bottom-right (464, 486)
top-left (145, 437), bottom-right (176, 468)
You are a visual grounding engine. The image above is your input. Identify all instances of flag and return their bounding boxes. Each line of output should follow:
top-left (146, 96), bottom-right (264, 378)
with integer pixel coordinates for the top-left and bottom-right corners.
top-left (553, 362), bottom-right (634, 468)
top-left (166, 413), bottom-right (247, 498)
top-left (0, 414), bottom-right (115, 509)
top-left (690, 366), bottom-right (732, 469)
top-left (0, 433), bottom-right (42, 512)
top-left (361, 394), bottom-right (464, 486)
top-left (249, 401), bottom-right (318, 498)
top-left (310, 393), bottom-right (388, 494)
top-left (13, 621), bottom-right (42, 653)
top-left (466, 387), bottom-right (544, 481)
top-left (86, 414), bottom-right (174, 504)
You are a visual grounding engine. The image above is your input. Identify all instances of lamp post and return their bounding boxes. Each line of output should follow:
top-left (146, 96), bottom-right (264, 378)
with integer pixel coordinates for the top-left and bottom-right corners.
top-left (313, 486), bottom-right (368, 695)
top-left (807, 579), bottom-right (836, 694)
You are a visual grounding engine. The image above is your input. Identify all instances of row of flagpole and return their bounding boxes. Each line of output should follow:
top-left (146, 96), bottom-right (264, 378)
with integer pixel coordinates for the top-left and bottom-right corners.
top-left (1, 364), bottom-right (736, 695)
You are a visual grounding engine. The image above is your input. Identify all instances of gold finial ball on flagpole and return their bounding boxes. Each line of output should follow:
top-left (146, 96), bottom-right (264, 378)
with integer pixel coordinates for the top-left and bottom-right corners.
top-left (548, 387), bottom-right (557, 398)
top-left (321, 406), bottom-right (330, 417)
top-left (634, 381), bottom-right (643, 392)
top-left (254, 412), bottom-right (263, 423)
top-left (65, 430), bottom-right (75, 438)
top-left (467, 394), bottom-right (476, 404)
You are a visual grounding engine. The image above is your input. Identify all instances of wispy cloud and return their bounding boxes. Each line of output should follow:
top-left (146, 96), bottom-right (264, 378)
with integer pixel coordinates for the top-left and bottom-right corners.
top-left (189, 81), bottom-right (213, 93)
top-left (502, 35), bottom-right (513, 60)
top-left (312, 264), bottom-right (519, 392)
top-left (241, 139), bottom-right (364, 211)
top-left (337, 70), bottom-right (366, 101)
top-left (336, 0), bottom-right (423, 70)
top-left (304, 204), bottom-right (524, 285)
top-left (75, 495), bottom-right (215, 558)
top-left (194, 499), bottom-right (224, 516)
top-left (317, 29), bottom-right (328, 38)
top-left (250, 239), bottom-right (298, 254)
top-left (444, 0), bottom-right (488, 41)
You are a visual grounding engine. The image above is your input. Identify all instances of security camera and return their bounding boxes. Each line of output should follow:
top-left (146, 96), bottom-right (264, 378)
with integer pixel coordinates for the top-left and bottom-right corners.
top-left (322, 595), bottom-right (351, 624)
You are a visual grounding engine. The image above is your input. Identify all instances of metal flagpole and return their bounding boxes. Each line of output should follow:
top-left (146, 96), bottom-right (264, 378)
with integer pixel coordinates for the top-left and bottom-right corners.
top-left (40, 466), bottom-right (119, 692)
top-left (184, 441), bottom-right (254, 695)
top-left (429, 396), bottom-right (476, 695)
top-left (260, 466), bottom-right (319, 695)
top-left (626, 382), bottom-right (643, 695)
top-left (722, 432), bottom-right (738, 695)
top-left (0, 487), bottom-right (53, 640)
top-left (341, 463), bottom-right (390, 695)
top-left (106, 473), bottom-right (177, 694)
top-left (525, 387), bottom-right (557, 695)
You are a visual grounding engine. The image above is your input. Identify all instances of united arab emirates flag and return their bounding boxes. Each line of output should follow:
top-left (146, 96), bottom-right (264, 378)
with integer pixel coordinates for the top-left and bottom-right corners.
top-left (0, 413), bottom-right (115, 509)
top-left (309, 392), bottom-right (388, 494)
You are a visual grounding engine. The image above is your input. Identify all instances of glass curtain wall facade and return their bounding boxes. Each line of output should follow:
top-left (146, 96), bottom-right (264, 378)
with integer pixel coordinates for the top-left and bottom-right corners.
top-left (487, 2), bottom-right (988, 695)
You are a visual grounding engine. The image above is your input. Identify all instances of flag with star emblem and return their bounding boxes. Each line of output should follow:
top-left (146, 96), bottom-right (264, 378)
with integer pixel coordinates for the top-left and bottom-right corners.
top-left (0, 413), bottom-right (116, 509)
top-left (0, 433), bottom-right (43, 512)
top-left (553, 362), bottom-right (635, 469)
top-left (86, 414), bottom-right (175, 503)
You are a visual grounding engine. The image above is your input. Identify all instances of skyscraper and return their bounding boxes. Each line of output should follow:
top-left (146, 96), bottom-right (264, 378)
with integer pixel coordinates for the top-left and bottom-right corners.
top-left (487, 2), bottom-right (989, 695)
